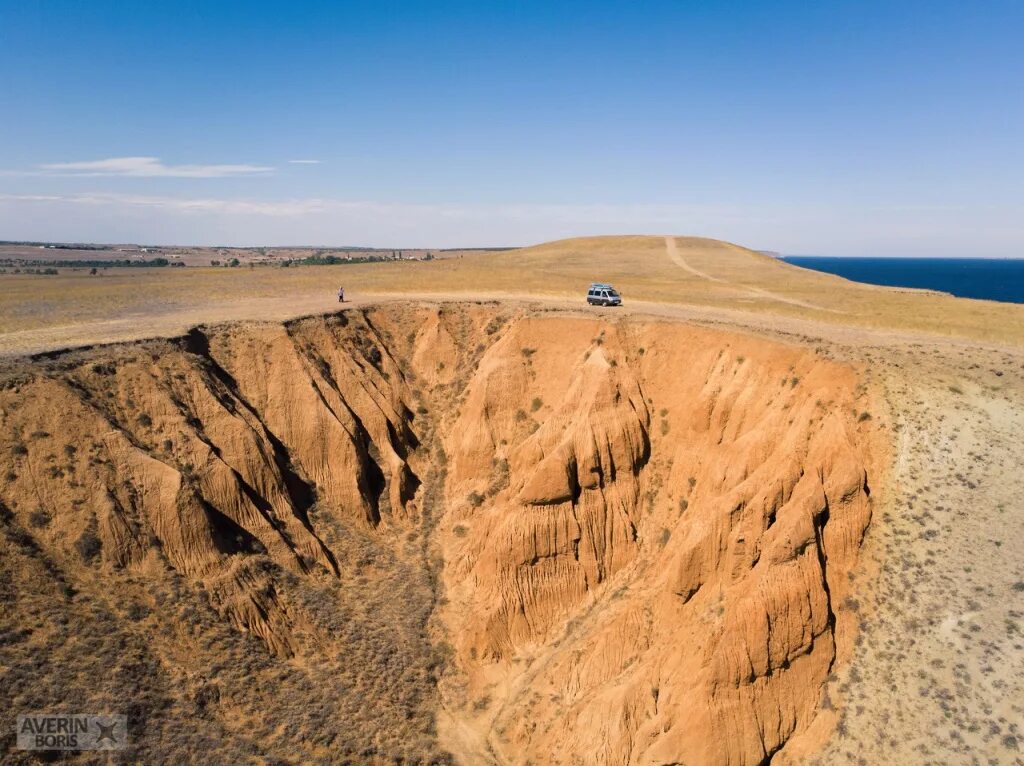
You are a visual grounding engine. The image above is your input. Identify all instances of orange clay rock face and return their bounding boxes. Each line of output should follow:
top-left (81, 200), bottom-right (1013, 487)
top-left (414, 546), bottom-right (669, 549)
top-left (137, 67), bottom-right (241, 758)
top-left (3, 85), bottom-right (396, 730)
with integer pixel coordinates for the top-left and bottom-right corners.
top-left (0, 304), bottom-right (877, 764)
top-left (437, 315), bottom-right (877, 765)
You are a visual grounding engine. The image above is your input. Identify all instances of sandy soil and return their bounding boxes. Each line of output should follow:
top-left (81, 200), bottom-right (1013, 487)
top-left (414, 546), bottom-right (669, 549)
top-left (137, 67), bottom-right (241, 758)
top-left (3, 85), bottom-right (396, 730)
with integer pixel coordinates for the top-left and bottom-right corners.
top-left (812, 343), bottom-right (1024, 765)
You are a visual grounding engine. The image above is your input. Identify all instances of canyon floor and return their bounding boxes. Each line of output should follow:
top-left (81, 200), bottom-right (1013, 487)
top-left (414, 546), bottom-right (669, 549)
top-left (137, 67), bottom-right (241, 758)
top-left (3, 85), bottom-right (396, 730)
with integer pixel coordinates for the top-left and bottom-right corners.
top-left (1, 236), bottom-right (1022, 765)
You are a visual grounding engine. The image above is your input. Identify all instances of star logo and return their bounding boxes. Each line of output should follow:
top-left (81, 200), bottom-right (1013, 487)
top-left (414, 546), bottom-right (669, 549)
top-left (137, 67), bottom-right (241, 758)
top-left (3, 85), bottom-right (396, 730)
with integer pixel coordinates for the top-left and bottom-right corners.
top-left (95, 720), bottom-right (118, 745)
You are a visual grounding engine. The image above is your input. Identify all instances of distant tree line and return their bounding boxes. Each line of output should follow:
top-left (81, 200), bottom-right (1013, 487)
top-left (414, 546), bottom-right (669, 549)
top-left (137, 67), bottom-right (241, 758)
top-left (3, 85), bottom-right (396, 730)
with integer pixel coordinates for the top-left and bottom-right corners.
top-left (294, 253), bottom-right (392, 266)
top-left (290, 252), bottom-right (435, 266)
top-left (0, 267), bottom-right (60, 275)
top-left (0, 257), bottom-right (172, 268)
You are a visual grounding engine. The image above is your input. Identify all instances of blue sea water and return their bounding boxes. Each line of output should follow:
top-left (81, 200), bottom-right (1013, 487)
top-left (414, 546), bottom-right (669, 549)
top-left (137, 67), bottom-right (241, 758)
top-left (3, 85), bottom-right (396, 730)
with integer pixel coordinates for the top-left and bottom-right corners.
top-left (782, 257), bottom-right (1024, 305)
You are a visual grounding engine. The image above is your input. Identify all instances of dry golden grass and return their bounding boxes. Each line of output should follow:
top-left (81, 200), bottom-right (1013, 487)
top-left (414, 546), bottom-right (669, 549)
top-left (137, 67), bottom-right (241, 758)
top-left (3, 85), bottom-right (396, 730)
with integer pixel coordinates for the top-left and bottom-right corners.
top-left (2, 235), bottom-right (1024, 351)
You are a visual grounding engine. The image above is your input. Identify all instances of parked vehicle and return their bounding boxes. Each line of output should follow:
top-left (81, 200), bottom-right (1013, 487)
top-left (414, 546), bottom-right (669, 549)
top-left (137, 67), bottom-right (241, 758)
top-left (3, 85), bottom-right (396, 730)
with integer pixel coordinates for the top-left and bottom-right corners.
top-left (586, 283), bottom-right (622, 306)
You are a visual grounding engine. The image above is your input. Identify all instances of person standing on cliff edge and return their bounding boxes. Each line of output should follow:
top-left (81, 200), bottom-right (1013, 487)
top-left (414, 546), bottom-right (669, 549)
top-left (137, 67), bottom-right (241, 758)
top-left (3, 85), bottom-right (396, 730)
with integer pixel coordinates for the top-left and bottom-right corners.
top-left (337, 286), bottom-right (345, 303)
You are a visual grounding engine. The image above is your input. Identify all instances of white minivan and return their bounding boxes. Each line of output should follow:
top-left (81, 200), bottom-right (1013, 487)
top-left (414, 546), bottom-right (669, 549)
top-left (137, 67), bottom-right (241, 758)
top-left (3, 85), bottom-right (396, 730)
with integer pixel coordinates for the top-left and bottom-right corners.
top-left (586, 283), bottom-right (622, 306)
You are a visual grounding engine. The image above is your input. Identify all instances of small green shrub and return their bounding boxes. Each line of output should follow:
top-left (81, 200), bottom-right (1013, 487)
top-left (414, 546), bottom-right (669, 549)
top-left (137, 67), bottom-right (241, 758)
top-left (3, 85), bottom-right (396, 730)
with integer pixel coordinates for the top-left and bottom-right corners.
top-left (126, 603), bottom-right (151, 621)
top-left (75, 529), bottom-right (102, 562)
top-left (29, 509), bottom-right (50, 528)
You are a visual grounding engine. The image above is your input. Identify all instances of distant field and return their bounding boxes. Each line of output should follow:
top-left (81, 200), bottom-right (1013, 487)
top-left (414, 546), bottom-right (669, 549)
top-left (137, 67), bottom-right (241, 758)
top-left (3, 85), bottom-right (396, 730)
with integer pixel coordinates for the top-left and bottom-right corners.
top-left (0, 242), bottom-right (502, 269)
top-left (2, 235), bottom-right (1024, 352)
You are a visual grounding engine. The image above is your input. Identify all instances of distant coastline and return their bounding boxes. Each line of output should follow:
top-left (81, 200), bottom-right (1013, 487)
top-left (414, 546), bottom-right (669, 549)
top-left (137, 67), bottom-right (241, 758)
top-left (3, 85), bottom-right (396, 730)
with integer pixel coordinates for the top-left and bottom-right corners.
top-left (783, 256), bottom-right (1024, 305)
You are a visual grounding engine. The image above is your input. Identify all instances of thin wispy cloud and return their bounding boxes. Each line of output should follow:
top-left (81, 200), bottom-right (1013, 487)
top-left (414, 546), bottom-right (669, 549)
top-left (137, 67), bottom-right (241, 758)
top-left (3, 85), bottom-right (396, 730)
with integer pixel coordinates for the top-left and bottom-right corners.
top-left (36, 156), bottom-right (273, 178)
top-left (3, 192), bottom-right (1016, 254)
top-left (0, 191), bottom-right (737, 247)
top-left (0, 192), bottom-right (717, 221)
top-left (287, 159), bottom-right (321, 165)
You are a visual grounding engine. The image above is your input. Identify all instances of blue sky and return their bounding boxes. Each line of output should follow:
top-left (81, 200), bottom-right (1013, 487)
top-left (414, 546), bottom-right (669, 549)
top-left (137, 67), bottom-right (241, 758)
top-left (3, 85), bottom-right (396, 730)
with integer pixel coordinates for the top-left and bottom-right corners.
top-left (1, 1), bottom-right (1022, 254)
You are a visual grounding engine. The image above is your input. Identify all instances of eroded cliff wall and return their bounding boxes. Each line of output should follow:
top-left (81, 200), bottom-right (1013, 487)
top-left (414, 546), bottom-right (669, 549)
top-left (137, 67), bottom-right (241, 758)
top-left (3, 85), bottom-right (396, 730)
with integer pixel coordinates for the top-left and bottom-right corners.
top-left (0, 304), bottom-right (877, 764)
top-left (435, 315), bottom-right (876, 765)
